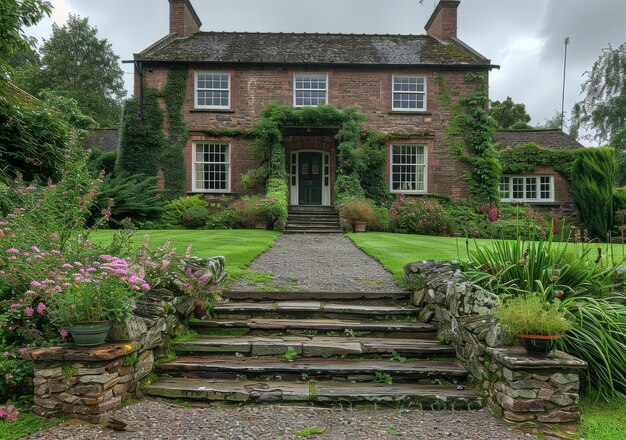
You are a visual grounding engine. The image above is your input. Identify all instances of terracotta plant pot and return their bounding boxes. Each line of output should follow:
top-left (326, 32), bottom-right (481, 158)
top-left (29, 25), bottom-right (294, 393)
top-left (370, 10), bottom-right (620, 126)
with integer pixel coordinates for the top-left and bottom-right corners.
top-left (70, 321), bottom-right (112, 347)
top-left (193, 299), bottom-right (206, 319)
top-left (354, 221), bottom-right (366, 232)
top-left (516, 333), bottom-right (562, 354)
top-left (254, 221), bottom-right (267, 230)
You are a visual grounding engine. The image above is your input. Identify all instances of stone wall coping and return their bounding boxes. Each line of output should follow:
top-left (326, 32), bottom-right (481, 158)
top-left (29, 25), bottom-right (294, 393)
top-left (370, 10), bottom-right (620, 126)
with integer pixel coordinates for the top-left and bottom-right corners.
top-left (487, 347), bottom-right (587, 370)
top-left (24, 342), bottom-right (139, 362)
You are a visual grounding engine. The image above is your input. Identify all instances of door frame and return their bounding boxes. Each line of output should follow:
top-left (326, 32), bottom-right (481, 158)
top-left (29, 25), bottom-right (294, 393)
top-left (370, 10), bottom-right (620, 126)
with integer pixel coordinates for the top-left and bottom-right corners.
top-left (289, 150), bottom-right (331, 206)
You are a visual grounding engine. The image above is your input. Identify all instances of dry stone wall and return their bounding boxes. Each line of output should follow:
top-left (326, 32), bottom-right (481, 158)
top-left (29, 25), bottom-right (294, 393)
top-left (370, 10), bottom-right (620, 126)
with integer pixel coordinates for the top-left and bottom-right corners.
top-left (405, 260), bottom-right (586, 424)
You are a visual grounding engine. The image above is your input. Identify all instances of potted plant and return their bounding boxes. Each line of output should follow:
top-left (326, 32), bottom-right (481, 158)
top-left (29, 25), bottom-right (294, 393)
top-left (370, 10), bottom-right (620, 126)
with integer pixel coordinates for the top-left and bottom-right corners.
top-left (47, 257), bottom-right (145, 347)
top-left (340, 198), bottom-right (373, 232)
top-left (495, 294), bottom-right (572, 354)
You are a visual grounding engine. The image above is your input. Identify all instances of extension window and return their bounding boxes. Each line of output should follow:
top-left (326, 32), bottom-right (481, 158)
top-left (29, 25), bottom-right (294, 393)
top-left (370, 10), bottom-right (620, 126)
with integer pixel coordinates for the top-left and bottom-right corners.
top-left (500, 175), bottom-right (554, 202)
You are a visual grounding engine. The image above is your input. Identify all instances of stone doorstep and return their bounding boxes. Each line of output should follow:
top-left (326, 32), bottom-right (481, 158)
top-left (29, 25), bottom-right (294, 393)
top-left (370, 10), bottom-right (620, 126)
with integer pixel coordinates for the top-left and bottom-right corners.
top-left (24, 342), bottom-right (140, 362)
top-left (486, 348), bottom-right (588, 370)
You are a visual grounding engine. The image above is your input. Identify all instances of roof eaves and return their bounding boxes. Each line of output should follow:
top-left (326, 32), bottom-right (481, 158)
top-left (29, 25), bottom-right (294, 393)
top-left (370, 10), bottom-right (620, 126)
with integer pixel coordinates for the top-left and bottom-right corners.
top-left (448, 37), bottom-right (498, 69)
top-left (134, 33), bottom-right (181, 59)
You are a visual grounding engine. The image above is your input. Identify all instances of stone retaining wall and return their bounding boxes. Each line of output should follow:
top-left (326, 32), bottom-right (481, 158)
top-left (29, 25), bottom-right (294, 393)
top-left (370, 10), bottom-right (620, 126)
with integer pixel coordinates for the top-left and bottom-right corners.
top-left (25, 256), bottom-right (226, 423)
top-left (405, 260), bottom-right (587, 424)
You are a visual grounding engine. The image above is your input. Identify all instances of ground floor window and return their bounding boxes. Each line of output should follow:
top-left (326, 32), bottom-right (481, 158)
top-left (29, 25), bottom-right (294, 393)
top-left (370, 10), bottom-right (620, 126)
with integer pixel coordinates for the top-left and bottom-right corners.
top-left (390, 144), bottom-right (427, 193)
top-left (500, 175), bottom-right (554, 202)
top-left (193, 142), bottom-right (231, 192)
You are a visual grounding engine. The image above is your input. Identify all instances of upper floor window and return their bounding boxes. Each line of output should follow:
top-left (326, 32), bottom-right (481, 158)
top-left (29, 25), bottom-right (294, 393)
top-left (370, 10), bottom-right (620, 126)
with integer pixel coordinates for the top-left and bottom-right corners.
top-left (500, 175), bottom-right (554, 202)
top-left (193, 142), bottom-right (231, 192)
top-left (195, 72), bottom-right (230, 109)
top-left (294, 73), bottom-right (327, 107)
top-left (390, 144), bottom-right (427, 193)
top-left (392, 75), bottom-right (426, 111)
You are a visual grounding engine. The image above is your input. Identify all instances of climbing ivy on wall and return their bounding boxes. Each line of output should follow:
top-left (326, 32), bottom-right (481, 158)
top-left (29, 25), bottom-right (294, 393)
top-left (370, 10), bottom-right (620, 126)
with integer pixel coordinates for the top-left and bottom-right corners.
top-left (436, 72), bottom-right (501, 204)
top-left (160, 66), bottom-right (189, 200)
top-left (117, 67), bottom-right (189, 200)
top-left (498, 143), bottom-right (577, 181)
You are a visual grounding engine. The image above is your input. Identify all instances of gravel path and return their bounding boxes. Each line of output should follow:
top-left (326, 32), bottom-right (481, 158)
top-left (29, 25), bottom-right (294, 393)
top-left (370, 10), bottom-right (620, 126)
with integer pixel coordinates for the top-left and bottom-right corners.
top-left (232, 234), bottom-right (405, 292)
top-left (27, 400), bottom-right (535, 440)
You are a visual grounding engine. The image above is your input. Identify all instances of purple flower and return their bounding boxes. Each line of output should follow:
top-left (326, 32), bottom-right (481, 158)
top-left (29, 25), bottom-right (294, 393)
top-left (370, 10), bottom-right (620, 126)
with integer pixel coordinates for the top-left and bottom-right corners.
top-left (59, 329), bottom-right (69, 338)
top-left (24, 290), bottom-right (35, 295)
top-left (18, 348), bottom-right (25, 354)
top-left (51, 233), bottom-right (59, 239)
top-left (31, 246), bottom-right (40, 253)
top-left (140, 283), bottom-right (150, 290)
top-left (37, 303), bottom-right (46, 314)
top-left (6, 248), bottom-right (19, 254)
top-left (2, 352), bottom-right (8, 358)
top-left (25, 307), bottom-right (34, 317)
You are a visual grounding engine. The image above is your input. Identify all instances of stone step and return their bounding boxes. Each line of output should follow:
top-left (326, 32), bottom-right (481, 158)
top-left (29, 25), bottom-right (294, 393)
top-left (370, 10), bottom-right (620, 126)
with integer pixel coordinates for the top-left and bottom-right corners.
top-left (157, 357), bottom-right (468, 382)
top-left (215, 301), bottom-right (419, 320)
top-left (145, 378), bottom-right (482, 408)
top-left (223, 291), bottom-right (410, 302)
top-left (174, 336), bottom-right (455, 357)
top-left (285, 224), bottom-right (341, 229)
top-left (190, 318), bottom-right (436, 337)
top-left (288, 206), bottom-right (336, 213)
top-left (284, 229), bottom-right (343, 234)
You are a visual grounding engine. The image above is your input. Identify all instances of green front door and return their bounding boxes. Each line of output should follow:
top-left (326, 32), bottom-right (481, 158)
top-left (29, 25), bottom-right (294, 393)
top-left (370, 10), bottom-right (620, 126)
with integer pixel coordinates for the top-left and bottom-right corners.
top-left (298, 152), bottom-right (323, 205)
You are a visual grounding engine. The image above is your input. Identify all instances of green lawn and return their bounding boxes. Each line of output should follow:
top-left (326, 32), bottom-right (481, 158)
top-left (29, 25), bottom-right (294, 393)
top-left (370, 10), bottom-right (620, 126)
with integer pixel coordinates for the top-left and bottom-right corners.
top-left (580, 396), bottom-right (626, 440)
top-left (89, 229), bottom-right (280, 286)
top-left (0, 412), bottom-right (63, 440)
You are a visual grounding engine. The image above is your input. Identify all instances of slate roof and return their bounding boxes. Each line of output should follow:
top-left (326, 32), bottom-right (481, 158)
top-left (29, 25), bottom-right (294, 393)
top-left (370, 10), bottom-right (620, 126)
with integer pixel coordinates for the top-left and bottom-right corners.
top-left (134, 32), bottom-right (493, 67)
top-left (493, 129), bottom-right (584, 151)
top-left (83, 129), bottom-right (119, 152)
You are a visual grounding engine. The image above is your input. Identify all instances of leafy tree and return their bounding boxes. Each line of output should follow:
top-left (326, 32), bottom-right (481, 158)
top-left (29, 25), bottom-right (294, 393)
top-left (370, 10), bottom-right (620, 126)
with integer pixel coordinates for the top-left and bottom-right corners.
top-left (0, 0), bottom-right (51, 76)
top-left (489, 96), bottom-right (532, 129)
top-left (538, 111), bottom-right (564, 130)
top-left (576, 42), bottom-right (626, 144)
top-left (38, 15), bottom-right (126, 127)
top-left (612, 128), bottom-right (626, 186)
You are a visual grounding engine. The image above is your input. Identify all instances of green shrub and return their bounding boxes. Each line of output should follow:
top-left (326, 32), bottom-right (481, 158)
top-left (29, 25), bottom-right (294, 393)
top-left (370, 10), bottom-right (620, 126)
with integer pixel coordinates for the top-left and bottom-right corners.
top-left (334, 174), bottom-right (364, 207)
top-left (572, 147), bottom-right (615, 240)
top-left (486, 218), bottom-right (549, 240)
top-left (92, 173), bottom-right (165, 228)
top-left (496, 294), bottom-right (572, 336)
top-left (205, 208), bottom-right (245, 229)
top-left (441, 202), bottom-right (488, 237)
top-left (182, 206), bottom-right (209, 229)
top-left (241, 165), bottom-right (269, 194)
top-left (163, 195), bottom-right (208, 226)
top-left (265, 178), bottom-right (288, 230)
top-left (389, 196), bottom-right (448, 235)
top-left (87, 146), bottom-right (116, 175)
top-left (368, 205), bottom-right (390, 232)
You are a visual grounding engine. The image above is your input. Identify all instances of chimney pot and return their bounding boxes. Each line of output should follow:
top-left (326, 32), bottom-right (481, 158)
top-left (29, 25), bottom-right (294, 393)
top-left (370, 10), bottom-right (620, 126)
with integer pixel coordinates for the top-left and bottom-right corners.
top-left (425, 0), bottom-right (460, 40)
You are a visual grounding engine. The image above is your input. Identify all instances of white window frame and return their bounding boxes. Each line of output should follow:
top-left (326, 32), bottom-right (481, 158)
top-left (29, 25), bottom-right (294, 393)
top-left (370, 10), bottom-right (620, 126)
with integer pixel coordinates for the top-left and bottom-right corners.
top-left (194, 71), bottom-right (231, 110)
top-left (500, 175), bottom-right (554, 203)
top-left (293, 73), bottom-right (328, 107)
top-left (392, 74), bottom-right (427, 112)
top-left (192, 142), bottom-right (231, 193)
top-left (389, 144), bottom-right (428, 194)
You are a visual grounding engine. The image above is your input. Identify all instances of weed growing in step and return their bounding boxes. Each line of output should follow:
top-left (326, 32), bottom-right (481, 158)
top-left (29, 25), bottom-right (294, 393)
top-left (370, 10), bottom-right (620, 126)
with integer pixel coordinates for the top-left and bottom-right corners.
top-left (374, 372), bottom-right (393, 384)
top-left (284, 347), bottom-right (299, 362)
top-left (293, 426), bottom-right (326, 437)
top-left (308, 381), bottom-right (318, 399)
top-left (390, 351), bottom-right (408, 363)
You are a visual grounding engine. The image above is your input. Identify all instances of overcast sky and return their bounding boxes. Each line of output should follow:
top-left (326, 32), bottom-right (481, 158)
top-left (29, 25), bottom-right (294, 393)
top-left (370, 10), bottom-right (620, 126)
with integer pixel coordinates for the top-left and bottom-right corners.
top-left (28, 0), bottom-right (626, 145)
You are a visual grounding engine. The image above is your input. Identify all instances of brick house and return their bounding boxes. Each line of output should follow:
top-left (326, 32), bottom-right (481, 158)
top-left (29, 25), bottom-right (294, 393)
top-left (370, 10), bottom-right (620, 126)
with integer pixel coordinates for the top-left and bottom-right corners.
top-left (130, 0), bottom-right (576, 216)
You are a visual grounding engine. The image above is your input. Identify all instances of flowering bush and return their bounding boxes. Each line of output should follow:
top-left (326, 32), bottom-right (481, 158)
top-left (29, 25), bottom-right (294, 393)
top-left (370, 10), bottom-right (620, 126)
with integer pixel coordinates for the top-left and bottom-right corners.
top-left (479, 202), bottom-right (498, 222)
top-left (0, 404), bottom-right (19, 423)
top-left (1, 349), bottom-right (33, 403)
top-left (389, 196), bottom-right (448, 235)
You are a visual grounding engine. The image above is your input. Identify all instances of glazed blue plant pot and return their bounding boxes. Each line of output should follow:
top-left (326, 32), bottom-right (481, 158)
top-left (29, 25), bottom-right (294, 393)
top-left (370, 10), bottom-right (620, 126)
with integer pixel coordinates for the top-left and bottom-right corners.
top-left (70, 321), bottom-right (112, 347)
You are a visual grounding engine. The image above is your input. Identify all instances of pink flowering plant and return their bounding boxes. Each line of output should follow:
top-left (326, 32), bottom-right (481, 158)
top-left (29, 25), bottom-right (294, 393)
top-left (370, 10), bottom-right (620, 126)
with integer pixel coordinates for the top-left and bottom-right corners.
top-left (389, 196), bottom-right (449, 235)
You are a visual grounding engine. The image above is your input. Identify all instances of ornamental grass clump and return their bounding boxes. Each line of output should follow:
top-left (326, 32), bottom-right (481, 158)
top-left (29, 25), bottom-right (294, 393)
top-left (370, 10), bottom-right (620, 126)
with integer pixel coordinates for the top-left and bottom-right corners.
top-left (496, 294), bottom-right (572, 336)
top-left (339, 198), bottom-right (373, 223)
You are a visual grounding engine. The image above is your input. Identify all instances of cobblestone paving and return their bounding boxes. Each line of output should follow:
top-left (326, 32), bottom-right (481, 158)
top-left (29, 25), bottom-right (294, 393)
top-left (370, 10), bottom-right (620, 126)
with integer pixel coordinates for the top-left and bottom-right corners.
top-left (232, 234), bottom-right (405, 292)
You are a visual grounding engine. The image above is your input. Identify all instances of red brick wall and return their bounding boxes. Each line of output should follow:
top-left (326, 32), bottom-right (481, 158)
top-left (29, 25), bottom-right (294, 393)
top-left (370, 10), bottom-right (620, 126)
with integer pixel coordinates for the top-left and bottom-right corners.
top-left (518, 166), bottom-right (580, 222)
top-left (139, 65), bottom-right (482, 201)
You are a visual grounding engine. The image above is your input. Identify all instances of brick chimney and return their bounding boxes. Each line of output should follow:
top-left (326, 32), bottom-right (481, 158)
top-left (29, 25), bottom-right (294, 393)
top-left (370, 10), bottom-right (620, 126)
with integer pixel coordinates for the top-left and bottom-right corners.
top-left (425, 0), bottom-right (460, 40)
top-left (169, 0), bottom-right (202, 36)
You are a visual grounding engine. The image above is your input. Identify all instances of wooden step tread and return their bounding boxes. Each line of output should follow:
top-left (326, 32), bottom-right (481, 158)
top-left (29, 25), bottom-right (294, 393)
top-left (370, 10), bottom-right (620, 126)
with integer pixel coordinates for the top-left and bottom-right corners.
top-left (223, 291), bottom-right (410, 301)
top-left (216, 302), bottom-right (419, 315)
top-left (190, 318), bottom-right (435, 332)
top-left (145, 378), bottom-right (480, 407)
top-left (158, 356), bottom-right (468, 377)
top-left (175, 336), bottom-right (455, 356)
